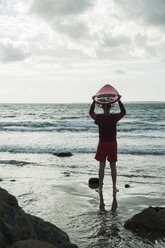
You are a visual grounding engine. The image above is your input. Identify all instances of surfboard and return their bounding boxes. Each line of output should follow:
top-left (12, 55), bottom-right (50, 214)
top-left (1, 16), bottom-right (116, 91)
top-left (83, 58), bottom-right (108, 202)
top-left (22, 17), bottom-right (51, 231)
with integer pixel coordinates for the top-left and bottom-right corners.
top-left (94, 84), bottom-right (120, 104)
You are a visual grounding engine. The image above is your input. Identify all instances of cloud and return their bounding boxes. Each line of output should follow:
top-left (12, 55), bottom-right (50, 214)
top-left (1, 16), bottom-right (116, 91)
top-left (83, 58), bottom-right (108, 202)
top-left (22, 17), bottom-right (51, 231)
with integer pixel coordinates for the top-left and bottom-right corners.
top-left (30, 0), bottom-right (94, 19)
top-left (96, 47), bottom-right (133, 61)
top-left (0, 0), bottom-right (164, 66)
top-left (134, 33), bottom-right (165, 58)
top-left (29, 45), bottom-right (91, 64)
top-left (0, 41), bottom-right (30, 62)
top-left (114, 69), bottom-right (125, 75)
top-left (116, 0), bottom-right (165, 28)
top-left (28, 0), bottom-right (94, 45)
top-left (55, 21), bottom-right (89, 40)
top-left (102, 33), bottom-right (131, 48)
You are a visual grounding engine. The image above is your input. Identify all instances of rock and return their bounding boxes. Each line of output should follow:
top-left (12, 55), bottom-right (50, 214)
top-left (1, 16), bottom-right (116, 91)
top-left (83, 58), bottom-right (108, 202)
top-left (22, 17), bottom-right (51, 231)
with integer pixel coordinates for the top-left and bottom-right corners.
top-left (11, 239), bottom-right (78, 248)
top-left (10, 179), bottom-right (16, 182)
top-left (125, 184), bottom-right (130, 188)
top-left (53, 152), bottom-right (73, 157)
top-left (11, 239), bottom-right (56, 248)
top-left (124, 206), bottom-right (165, 233)
top-left (0, 187), bottom-right (78, 248)
top-left (88, 178), bottom-right (99, 189)
top-left (64, 171), bottom-right (70, 177)
top-left (0, 179), bottom-right (3, 182)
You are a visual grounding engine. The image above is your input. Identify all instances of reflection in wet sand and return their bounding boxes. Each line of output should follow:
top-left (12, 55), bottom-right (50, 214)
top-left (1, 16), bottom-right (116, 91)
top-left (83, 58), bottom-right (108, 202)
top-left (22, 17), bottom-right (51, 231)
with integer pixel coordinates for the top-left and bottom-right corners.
top-left (95, 191), bottom-right (121, 247)
top-left (99, 190), bottom-right (118, 213)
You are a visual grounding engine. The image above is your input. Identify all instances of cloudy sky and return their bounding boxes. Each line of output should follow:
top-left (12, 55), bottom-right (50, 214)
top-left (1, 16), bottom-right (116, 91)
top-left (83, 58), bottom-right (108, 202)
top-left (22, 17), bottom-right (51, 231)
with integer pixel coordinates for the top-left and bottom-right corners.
top-left (0, 0), bottom-right (165, 103)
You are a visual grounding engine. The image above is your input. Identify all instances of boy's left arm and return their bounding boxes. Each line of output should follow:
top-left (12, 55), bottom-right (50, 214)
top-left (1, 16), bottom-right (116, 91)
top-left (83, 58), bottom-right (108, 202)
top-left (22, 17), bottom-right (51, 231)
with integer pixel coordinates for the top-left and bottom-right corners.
top-left (89, 101), bottom-right (96, 120)
top-left (115, 100), bottom-right (126, 122)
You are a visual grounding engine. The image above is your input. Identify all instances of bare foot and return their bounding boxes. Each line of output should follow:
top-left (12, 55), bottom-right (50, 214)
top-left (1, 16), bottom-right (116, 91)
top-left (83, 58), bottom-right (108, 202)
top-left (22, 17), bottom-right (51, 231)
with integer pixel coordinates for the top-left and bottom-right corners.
top-left (113, 188), bottom-right (119, 193)
top-left (95, 188), bottom-right (102, 193)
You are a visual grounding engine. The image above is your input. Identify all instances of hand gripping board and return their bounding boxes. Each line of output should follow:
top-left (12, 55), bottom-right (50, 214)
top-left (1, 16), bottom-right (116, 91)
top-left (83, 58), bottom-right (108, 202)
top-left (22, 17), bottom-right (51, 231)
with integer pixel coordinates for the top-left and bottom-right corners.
top-left (94, 84), bottom-right (120, 104)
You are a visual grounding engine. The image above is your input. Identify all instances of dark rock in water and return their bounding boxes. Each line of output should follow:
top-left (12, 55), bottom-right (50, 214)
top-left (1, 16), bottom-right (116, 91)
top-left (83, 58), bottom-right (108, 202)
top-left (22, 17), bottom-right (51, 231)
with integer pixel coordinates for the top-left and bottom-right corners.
top-left (10, 179), bottom-right (16, 182)
top-left (124, 206), bottom-right (165, 233)
top-left (64, 171), bottom-right (70, 177)
top-left (53, 152), bottom-right (73, 157)
top-left (0, 187), bottom-right (78, 248)
top-left (11, 239), bottom-right (78, 248)
top-left (88, 178), bottom-right (99, 189)
top-left (11, 239), bottom-right (56, 248)
top-left (89, 178), bottom-right (99, 184)
top-left (125, 184), bottom-right (130, 188)
top-left (0, 179), bottom-right (3, 182)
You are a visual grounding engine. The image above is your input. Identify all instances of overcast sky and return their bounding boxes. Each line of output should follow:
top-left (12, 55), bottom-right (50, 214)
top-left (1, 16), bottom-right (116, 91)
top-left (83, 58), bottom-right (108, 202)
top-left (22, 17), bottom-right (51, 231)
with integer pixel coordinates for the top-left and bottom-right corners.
top-left (0, 0), bottom-right (165, 103)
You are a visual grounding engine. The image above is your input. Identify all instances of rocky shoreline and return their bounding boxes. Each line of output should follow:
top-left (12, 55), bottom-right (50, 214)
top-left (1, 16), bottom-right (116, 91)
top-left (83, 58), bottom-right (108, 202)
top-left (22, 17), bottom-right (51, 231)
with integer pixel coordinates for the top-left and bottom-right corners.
top-left (1, 184), bottom-right (165, 248)
top-left (0, 187), bottom-right (78, 248)
top-left (124, 206), bottom-right (165, 233)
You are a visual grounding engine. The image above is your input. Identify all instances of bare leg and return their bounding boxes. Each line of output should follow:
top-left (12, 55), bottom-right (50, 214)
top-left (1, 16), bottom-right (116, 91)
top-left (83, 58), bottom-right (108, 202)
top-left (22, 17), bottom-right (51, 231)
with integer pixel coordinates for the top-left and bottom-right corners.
top-left (111, 191), bottom-right (118, 212)
top-left (98, 161), bottom-right (106, 191)
top-left (99, 190), bottom-right (106, 212)
top-left (110, 162), bottom-right (119, 193)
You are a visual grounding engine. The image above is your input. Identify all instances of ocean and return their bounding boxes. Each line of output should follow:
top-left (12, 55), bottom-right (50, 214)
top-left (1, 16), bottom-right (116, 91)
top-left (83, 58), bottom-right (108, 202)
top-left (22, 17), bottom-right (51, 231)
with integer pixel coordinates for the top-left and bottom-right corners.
top-left (0, 102), bottom-right (165, 248)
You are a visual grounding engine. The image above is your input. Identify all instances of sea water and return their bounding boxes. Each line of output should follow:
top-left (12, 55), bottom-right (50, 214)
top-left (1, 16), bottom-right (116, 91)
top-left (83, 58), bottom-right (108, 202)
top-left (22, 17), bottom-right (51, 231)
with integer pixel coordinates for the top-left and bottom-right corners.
top-left (0, 102), bottom-right (165, 248)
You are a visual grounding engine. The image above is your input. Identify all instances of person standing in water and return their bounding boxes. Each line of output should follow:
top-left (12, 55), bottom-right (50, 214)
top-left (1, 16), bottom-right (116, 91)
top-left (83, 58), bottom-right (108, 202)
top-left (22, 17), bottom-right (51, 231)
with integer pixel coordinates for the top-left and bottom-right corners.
top-left (89, 98), bottom-right (126, 193)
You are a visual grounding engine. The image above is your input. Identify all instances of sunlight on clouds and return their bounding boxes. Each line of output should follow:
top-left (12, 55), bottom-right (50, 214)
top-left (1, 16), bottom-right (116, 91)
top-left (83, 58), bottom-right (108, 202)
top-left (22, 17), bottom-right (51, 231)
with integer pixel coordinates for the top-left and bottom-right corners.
top-left (1, 0), bottom-right (163, 63)
top-left (0, 0), bottom-right (165, 102)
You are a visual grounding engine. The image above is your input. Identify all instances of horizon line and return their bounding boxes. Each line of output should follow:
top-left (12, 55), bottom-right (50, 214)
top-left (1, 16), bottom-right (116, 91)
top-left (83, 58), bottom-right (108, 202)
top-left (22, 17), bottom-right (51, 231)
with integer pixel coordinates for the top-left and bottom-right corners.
top-left (0, 100), bottom-right (164, 104)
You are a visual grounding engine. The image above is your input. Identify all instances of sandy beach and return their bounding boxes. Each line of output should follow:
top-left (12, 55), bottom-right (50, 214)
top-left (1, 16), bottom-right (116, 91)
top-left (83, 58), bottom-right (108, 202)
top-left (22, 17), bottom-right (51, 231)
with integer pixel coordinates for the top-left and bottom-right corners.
top-left (0, 151), bottom-right (165, 248)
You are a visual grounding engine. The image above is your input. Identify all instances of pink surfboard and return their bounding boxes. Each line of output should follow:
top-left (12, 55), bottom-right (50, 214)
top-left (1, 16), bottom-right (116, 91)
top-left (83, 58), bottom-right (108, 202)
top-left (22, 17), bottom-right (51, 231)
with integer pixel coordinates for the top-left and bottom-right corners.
top-left (94, 84), bottom-right (120, 104)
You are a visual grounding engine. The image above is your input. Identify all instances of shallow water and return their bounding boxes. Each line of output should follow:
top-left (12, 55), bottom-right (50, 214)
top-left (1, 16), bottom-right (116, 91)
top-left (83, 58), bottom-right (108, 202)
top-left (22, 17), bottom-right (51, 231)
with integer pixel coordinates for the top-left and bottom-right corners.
top-left (0, 102), bottom-right (165, 247)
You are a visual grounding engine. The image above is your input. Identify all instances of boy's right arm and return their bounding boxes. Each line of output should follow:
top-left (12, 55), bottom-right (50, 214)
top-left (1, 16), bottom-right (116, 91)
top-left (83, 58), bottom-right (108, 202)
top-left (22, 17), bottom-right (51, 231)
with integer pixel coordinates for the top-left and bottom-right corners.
top-left (89, 101), bottom-right (96, 120)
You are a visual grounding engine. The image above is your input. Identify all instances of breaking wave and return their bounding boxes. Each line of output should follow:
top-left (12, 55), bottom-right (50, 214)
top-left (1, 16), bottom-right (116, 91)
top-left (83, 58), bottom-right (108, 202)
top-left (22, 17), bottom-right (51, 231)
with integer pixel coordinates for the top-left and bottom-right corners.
top-left (0, 146), bottom-right (164, 156)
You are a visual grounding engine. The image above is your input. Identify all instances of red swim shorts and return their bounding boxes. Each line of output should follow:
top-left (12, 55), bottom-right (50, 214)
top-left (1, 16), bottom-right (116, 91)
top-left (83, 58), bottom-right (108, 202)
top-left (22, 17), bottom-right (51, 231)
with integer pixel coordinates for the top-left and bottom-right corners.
top-left (95, 141), bottom-right (117, 162)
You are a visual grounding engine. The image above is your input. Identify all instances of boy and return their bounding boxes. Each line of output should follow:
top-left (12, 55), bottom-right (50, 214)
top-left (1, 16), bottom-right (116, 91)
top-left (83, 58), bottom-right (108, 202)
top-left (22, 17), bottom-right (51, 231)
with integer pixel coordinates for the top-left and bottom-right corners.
top-left (89, 98), bottom-right (126, 193)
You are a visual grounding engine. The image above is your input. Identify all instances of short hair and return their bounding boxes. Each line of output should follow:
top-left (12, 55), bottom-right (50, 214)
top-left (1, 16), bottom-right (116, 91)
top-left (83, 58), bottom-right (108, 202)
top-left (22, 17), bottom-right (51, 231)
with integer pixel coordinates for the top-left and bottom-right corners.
top-left (102, 103), bottom-right (111, 111)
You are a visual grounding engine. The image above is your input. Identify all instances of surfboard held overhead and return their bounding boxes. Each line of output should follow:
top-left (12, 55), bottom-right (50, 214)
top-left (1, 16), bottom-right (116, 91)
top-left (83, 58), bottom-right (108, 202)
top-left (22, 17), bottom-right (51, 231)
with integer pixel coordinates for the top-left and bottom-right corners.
top-left (94, 84), bottom-right (120, 104)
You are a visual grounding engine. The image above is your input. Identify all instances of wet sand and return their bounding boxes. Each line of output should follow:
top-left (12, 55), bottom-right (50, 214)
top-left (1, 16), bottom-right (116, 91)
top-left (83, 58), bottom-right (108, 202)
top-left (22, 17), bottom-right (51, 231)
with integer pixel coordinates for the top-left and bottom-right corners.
top-left (0, 153), bottom-right (165, 248)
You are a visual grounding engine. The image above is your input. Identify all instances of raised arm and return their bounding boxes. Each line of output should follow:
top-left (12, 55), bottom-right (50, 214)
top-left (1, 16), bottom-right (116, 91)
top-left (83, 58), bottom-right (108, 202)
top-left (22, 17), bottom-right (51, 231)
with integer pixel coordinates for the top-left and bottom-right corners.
top-left (115, 100), bottom-right (126, 122)
top-left (89, 101), bottom-right (97, 120)
top-left (118, 100), bottom-right (126, 115)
